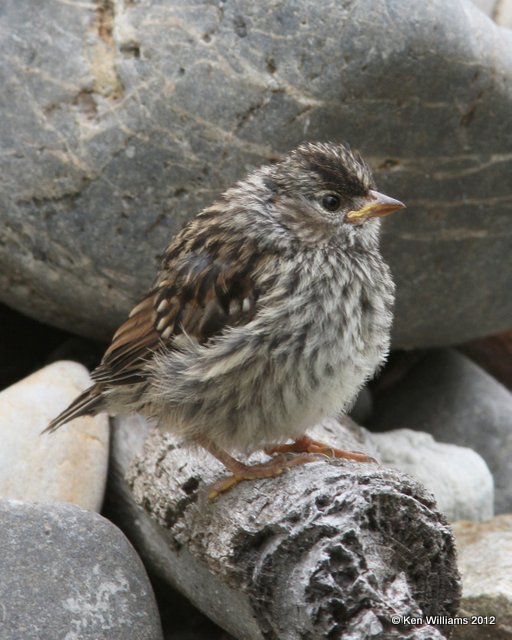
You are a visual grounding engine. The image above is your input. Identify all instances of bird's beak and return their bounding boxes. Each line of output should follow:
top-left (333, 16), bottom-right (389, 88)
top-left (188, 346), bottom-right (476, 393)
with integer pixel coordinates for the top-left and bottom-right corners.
top-left (346, 190), bottom-right (406, 224)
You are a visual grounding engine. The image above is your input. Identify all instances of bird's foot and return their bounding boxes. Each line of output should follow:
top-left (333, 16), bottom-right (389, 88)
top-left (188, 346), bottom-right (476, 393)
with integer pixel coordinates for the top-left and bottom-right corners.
top-left (201, 439), bottom-right (322, 499)
top-left (207, 453), bottom-right (322, 499)
top-left (264, 435), bottom-right (377, 463)
top-left (208, 453), bottom-right (321, 499)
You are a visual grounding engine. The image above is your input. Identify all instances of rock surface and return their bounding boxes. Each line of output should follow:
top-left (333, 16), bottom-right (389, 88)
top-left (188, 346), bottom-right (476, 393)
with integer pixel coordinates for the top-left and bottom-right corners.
top-left (0, 498), bottom-right (163, 640)
top-left (108, 414), bottom-right (460, 640)
top-left (452, 515), bottom-right (512, 639)
top-left (369, 349), bottom-right (512, 514)
top-left (0, 0), bottom-right (511, 348)
top-left (0, 361), bottom-right (109, 511)
top-left (372, 429), bottom-right (494, 522)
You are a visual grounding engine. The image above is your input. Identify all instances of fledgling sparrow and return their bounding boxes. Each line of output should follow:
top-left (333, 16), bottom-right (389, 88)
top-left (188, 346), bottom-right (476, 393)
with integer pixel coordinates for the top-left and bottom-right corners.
top-left (45, 142), bottom-right (405, 497)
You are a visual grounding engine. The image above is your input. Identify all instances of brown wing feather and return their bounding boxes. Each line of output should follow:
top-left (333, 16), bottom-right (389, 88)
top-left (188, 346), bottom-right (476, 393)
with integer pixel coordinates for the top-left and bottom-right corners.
top-left (91, 236), bottom-right (263, 386)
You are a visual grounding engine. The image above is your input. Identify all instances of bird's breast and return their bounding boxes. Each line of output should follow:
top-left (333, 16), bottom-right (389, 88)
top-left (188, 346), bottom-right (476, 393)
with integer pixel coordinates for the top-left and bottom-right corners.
top-left (268, 247), bottom-right (394, 419)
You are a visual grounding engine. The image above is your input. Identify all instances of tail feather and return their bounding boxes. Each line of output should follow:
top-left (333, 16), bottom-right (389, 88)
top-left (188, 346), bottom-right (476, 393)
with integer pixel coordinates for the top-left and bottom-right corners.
top-left (42, 385), bottom-right (104, 434)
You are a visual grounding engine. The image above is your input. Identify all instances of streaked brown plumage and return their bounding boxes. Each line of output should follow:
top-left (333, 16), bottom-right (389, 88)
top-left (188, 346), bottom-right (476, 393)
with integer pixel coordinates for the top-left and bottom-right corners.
top-left (45, 142), bottom-right (405, 497)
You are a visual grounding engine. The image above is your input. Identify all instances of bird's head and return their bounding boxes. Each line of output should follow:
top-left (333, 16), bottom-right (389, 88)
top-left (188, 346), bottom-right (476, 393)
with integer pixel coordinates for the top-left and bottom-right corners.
top-left (217, 141), bottom-right (405, 251)
top-left (251, 141), bottom-right (405, 247)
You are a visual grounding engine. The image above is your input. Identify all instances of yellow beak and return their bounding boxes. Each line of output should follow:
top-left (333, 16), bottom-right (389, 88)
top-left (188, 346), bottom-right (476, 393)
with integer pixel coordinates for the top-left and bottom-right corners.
top-left (346, 189), bottom-right (406, 223)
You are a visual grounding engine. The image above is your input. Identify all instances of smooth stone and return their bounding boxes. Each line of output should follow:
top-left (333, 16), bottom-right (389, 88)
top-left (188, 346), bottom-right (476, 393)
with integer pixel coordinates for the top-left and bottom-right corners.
top-left (0, 498), bottom-right (163, 640)
top-left (0, 360), bottom-right (109, 511)
top-left (0, 0), bottom-right (511, 348)
top-left (372, 429), bottom-right (494, 522)
top-left (369, 349), bottom-right (512, 514)
top-left (452, 515), bottom-right (512, 639)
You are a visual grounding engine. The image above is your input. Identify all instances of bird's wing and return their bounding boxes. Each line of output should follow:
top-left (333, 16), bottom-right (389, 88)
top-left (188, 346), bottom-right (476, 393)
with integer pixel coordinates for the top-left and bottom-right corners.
top-left (91, 243), bottom-right (265, 386)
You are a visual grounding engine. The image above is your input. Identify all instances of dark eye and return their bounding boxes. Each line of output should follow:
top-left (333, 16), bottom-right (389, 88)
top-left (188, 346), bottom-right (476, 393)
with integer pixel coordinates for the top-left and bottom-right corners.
top-left (320, 193), bottom-right (341, 212)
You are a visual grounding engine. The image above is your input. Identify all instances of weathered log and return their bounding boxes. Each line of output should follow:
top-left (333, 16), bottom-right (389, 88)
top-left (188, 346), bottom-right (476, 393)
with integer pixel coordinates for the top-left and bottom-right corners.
top-left (109, 415), bottom-right (461, 639)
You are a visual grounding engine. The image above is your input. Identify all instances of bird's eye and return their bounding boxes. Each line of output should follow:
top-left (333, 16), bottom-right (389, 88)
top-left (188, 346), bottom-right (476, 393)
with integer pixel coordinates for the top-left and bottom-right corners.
top-left (320, 193), bottom-right (342, 212)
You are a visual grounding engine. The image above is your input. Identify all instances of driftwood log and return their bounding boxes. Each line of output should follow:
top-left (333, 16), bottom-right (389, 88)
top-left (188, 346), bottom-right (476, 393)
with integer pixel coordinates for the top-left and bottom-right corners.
top-left (109, 415), bottom-right (461, 639)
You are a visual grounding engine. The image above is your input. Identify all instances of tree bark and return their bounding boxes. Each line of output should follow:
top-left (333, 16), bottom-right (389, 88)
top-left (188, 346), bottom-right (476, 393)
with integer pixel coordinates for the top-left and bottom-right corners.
top-left (109, 415), bottom-right (461, 640)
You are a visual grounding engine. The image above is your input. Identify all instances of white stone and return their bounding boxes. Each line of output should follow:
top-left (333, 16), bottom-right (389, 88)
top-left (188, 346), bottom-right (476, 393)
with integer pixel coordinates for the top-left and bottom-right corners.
top-left (372, 429), bottom-right (493, 522)
top-left (453, 515), bottom-right (512, 633)
top-left (0, 361), bottom-right (109, 511)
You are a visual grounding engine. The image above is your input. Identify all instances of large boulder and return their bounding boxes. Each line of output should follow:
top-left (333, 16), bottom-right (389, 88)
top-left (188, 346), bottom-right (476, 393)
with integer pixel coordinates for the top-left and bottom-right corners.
top-left (0, 0), bottom-right (510, 347)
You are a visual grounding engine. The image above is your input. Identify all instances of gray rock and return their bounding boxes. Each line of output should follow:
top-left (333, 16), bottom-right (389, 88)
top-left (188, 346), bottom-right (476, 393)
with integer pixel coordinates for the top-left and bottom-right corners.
top-left (0, 0), bottom-right (511, 348)
top-left (0, 498), bottom-right (163, 640)
top-left (369, 349), bottom-right (512, 514)
top-left (372, 429), bottom-right (494, 522)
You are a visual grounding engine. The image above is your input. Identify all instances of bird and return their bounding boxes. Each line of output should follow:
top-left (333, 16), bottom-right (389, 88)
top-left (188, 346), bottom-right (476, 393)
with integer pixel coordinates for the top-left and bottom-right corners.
top-left (44, 141), bottom-right (405, 498)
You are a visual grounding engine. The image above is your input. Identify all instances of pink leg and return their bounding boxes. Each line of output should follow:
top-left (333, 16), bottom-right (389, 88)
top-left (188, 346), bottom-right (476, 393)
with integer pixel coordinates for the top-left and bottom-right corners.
top-left (265, 435), bottom-right (377, 463)
top-left (200, 439), bottom-right (322, 499)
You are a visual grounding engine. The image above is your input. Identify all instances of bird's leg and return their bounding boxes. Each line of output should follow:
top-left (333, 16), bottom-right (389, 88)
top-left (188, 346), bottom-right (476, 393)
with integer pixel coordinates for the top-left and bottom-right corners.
top-left (199, 439), bottom-right (321, 499)
top-left (265, 434), bottom-right (377, 463)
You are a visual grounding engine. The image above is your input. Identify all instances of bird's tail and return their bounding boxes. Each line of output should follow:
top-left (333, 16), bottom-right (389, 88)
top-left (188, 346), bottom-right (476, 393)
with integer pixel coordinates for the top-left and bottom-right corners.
top-left (42, 385), bottom-right (105, 434)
